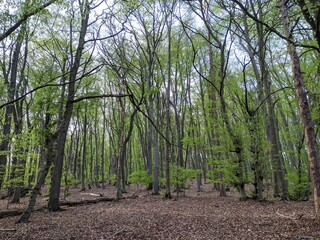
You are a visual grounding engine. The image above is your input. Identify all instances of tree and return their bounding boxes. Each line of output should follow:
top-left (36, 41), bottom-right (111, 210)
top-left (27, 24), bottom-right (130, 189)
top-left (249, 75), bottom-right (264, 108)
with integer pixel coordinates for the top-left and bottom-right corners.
top-left (233, 0), bottom-right (288, 199)
top-left (47, 0), bottom-right (91, 211)
top-left (0, 0), bottom-right (58, 42)
top-left (278, 0), bottom-right (320, 223)
top-left (185, 0), bottom-right (248, 200)
top-left (0, 23), bottom-right (26, 189)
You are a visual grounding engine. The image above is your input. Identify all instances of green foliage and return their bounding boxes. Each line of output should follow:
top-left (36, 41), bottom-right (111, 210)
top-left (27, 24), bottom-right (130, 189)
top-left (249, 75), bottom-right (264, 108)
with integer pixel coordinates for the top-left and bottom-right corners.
top-left (128, 170), bottom-right (152, 187)
top-left (145, 86), bottom-right (160, 97)
top-left (45, 167), bottom-right (52, 186)
top-left (286, 169), bottom-right (310, 200)
top-left (3, 176), bottom-right (24, 188)
top-left (64, 173), bottom-right (80, 188)
top-left (3, 163), bottom-right (26, 188)
top-left (170, 164), bottom-right (202, 187)
top-left (208, 159), bottom-right (238, 185)
top-left (110, 174), bottom-right (117, 185)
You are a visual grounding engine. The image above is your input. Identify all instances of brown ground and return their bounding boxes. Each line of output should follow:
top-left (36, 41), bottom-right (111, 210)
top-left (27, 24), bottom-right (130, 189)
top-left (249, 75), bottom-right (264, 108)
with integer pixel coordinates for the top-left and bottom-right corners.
top-left (0, 183), bottom-right (319, 240)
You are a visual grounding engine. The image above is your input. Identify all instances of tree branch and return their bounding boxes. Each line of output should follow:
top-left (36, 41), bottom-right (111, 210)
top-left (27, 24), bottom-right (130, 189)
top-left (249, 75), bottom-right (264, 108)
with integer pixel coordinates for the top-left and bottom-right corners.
top-left (230, 0), bottom-right (320, 52)
top-left (0, 64), bottom-right (104, 110)
top-left (0, 0), bottom-right (58, 42)
top-left (71, 93), bottom-right (133, 103)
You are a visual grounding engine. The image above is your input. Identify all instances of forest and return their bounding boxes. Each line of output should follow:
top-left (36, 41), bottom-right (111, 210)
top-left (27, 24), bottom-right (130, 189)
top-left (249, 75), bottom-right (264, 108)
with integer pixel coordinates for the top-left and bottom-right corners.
top-left (0, 0), bottom-right (320, 239)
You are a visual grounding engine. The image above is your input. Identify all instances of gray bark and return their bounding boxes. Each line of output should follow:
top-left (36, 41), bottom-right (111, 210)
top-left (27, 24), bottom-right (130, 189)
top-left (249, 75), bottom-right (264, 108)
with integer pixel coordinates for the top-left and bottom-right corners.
top-left (279, 0), bottom-right (320, 222)
top-left (47, 2), bottom-right (90, 211)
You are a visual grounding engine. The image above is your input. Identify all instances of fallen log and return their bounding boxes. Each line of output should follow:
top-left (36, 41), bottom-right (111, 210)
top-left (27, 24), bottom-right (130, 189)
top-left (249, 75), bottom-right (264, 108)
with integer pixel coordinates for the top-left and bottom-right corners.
top-left (0, 229), bottom-right (17, 232)
top-left (0, 197), bottom-right (116, 219)
top-left (0, 210), bottom-right (22, 218)
top-left (0, 206), bottom-right (44, 219)
top-left (60, 197), bottom-right (115, 207)
top-left (276, 209), bottom-right (304, 220)
top-left (79, 193), bottom-right (104, 197)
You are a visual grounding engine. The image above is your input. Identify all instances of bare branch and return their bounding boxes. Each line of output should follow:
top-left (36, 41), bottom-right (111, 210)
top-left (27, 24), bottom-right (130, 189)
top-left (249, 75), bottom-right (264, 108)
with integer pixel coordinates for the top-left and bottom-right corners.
top-left (230, 0), bottom-right (320, 52)
top-left (71, 93), bottom-right (133, 103)
top-left (276, 209), bottom-right (304, 220)
top-left (0, 64), bottom-right (104, 110)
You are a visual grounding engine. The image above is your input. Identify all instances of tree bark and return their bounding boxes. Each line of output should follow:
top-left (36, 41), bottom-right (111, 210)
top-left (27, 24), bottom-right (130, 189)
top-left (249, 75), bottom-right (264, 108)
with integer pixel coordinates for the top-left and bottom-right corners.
top-left (101, 100), bottom-right (107, 189)
top-left (11, 28), bottom-right (29, 203)
top-left (81, 105), bottom-right (88, 191)
top-left (279, 0), bottom-right (320, 222)
top-left (16, 113), bottom-right (56, 223)
top-left (47, 1), bottom-right (90, 211)
top-left (0, 25), bottom-right (25, 188)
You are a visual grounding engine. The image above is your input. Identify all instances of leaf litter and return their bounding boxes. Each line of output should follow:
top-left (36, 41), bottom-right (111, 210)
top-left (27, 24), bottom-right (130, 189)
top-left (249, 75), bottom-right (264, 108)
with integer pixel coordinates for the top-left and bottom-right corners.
top-left (0, 183), bottom-right (319, 240)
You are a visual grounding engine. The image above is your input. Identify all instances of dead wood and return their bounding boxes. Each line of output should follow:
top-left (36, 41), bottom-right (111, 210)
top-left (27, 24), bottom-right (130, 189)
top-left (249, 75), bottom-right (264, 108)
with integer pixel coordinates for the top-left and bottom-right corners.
top-left (0, 210), bottom-right (21, 218)
top-left (59, 197), bottom-right (115, 207)
top-left (0, 206), bottom-right (44, 219)
top-left (110, 228), bottom-right (125, 238)
top-left (0, 197), bottom-right (115, 219)
top-left (276, 209), bottom-right (304, 220)
top-left (0, 228), bottom-right (16, 232)
top-left (0, 184), bottom-right (319, 239)
top-left (79, 193), bottom-right (104, 197)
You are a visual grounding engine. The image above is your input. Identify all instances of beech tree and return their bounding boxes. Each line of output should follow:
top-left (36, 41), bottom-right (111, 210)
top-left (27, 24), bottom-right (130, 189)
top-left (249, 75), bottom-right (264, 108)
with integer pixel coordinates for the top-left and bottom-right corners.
top-left (0, 0), bottom-right (58, 42)
top-left (278, 0), bottom-right (320, 223)
top-left (0, 0), bottom-right (320, 226)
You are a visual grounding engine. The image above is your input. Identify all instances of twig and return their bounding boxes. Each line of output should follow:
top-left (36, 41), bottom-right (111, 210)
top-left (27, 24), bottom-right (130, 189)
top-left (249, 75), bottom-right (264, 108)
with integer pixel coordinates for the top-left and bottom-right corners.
top-left (110, 228), bottom-right (125, 238)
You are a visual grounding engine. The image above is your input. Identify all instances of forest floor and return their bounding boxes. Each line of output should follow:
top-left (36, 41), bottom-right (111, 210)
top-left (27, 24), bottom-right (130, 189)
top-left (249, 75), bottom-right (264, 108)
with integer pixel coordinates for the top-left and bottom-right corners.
top-left (0, 182), bottom-right (319, 240)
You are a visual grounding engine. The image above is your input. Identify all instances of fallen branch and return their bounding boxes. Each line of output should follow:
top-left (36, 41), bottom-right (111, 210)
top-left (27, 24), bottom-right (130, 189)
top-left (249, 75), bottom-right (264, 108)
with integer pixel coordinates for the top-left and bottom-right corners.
top-left (0, 197), bottom-right (115, 219)
top-left (0, 229), bottom-right (17, 232)
top-left (59, 197), bottom-right (115, 207)
top-left (0, 206), bottom-right (44, 219)
top-left (111, 228), bottom-right (125, 238)
top-left (276, 209), bottom-right (304, 220)
top-left (79, 193), bottom-right (104, 197)
top-left (0, 210), bottom-right (21, 218)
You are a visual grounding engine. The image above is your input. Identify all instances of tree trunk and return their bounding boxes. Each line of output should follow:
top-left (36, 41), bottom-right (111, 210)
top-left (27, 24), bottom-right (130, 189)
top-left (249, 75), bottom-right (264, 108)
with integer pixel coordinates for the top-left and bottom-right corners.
top-left (81, 106), bottom-right (88, 192)
top-left (16, 113), bottom-right (56, 223)
top-left (47, 2), bottom-right (90, 211)
top-left (164, 9), bottom-right (173, 199)
top-left (94, 107), bottom-right (100, 187)
top-left (151, 96), bottom-right (160, 195)
top-left (279, 0), bottom-right (320, 222)
top-left (89, 125), bottom-right (94, 189)
top-left (101, 101), bottom-right (107, 189)
top-left (116, 99), bottom-right (126, 200)
top-left (11, 30), bottom-right (29, 203)
top-left (0, 25), bottom-right (25, 188)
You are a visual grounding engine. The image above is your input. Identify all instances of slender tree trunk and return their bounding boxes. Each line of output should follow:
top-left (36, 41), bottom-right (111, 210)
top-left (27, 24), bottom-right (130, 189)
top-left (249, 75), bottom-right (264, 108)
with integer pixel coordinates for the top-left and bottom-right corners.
top-left (241, 7), bottom-right (289, 199)
top-left (279, 0), bottom-right (320, 222)
top-left (152, 97), bottom-right (160, 195)
top-left (164, 11), bottom-right (172, 198)
top-left (81, 106), bottom-right (88, 192)
top-left (0, 25), bottom-right (25, 188)
top-left (73, 114), bottom-right (80, 180)
top-left (16, 113), bottom-right (56, 223)
top-left (94, 107), bottom-right (100, 187)
top-left (101, 101), bottom-right (107, 189)
top-left (11, 29), bottom-right (29, 203)
top-left (47, 2), bottom-right (90, 211)
top-left (146, 117), bottom-right (153, 190)
top-left (10, 109), bottom-right (24, 203)
top-left (116, 99), bottom-right (125, 200)
top-left (89, 126), bottom-right (94, 189)
top-left (64, 131), bottom-right (74, 199)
